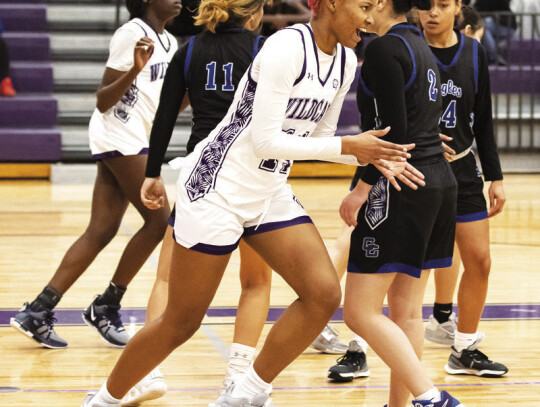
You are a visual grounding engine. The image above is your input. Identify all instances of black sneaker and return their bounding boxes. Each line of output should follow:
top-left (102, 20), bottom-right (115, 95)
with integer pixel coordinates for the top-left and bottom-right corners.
top-left (82, 296), bottom-right (130, 347)
top-left (445, 343), bottom-right (508, 377)
top-left (327, 339), bottom-right (370, 382)
top-left (10, 303), bottom-right (67, 348)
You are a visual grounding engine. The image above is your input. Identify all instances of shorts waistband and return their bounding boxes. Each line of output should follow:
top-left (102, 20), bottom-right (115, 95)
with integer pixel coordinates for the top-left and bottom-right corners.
top-left (409, 153), bottom-right (445, 165)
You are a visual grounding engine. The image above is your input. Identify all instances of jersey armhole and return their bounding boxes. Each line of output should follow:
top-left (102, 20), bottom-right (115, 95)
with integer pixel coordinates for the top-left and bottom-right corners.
top-left (253, 35), bottom-right (264, 59)
top-left (282, 28), bottom-right (307, 86)
top-left (183, 36), bottom-right (196, 83)
top-left (386, 33), bottom-right (416, 90)
top-left (339, 45), bottom-right (346, 88)
top-left (473, 39), bottom-right (479, 94)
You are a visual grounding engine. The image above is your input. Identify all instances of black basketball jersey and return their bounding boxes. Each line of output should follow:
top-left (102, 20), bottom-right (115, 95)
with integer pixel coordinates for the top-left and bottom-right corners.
top-left (184, 28), bottom-right (264, 154)
top-left (429, 32), bottom-right (479, 155)
top-left (359, 24), bottom-right (444, 162)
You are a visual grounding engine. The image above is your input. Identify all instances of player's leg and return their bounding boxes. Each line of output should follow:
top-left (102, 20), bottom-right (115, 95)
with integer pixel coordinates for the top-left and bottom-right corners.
top-left (84, 243), bottom-right (232, 406)
top-left (425, 244), bottom-right (460, 345)
top-left (11, 161), bottom-right (128, 348)
top-left (387, 270), bottom-right (431, 406)
top-left (446, 219), bottom-right (508, 377)
top-left (215, 222), bottom-right (341, 404)
top-left (82, 154), bottom-right (170, 347)
top-left (222, 240), bottom-right (272, 389)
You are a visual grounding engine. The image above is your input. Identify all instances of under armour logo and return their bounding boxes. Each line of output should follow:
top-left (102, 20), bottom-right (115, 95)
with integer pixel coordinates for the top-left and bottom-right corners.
top-left (307, 73), bottom-right (314, 80)
top-left (333, 79), bottom-right (339, 89)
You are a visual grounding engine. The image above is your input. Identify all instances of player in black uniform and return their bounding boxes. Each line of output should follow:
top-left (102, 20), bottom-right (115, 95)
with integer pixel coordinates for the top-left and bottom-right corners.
top-left (419, 0), bottom-right (508, 377)
top-left (340, 0), bottom-right (464, 406)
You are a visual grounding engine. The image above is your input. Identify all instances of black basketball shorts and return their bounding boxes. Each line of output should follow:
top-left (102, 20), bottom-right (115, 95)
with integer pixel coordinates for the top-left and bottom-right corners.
top-left (348, 156), bottom-right (458, 278)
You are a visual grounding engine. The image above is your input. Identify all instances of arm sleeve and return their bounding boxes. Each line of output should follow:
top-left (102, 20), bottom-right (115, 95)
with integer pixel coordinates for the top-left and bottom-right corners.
top-left (360, 38), bottom-right (409, 185)
top-left (106, 25), bottom-right (139, 71)
top-left (472, 44), bottom-right (503, 181)
top-left (145, 47), bottom-right (188, 177)
top-left (249, 30), bottom-right (344, 162)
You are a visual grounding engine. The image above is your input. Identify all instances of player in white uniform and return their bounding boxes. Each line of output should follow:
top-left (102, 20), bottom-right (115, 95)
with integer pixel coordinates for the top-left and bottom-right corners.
top-left (82, 0), bottom-right (426, 405)
top-left (11, 0), bottom-right (180, 350)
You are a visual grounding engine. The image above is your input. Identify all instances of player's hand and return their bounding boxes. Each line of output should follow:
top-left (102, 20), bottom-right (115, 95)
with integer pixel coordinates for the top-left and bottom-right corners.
top-left (141, 176), bottom-right (166, 210)
top-left (133, 37), bottom-right (154, 73)
top-left (340, 181), bottom-right (371, 227)
top-left (439, 133), bottom-right (456, 161)
top-left (488, 180), bottom-right (506, 217)
top-left (342, 127), bottom-right (415, 167)
top-left (375, 160), bottom-right (425, 191)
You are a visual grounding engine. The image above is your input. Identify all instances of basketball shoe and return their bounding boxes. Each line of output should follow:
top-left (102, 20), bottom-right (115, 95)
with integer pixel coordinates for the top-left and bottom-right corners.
top-left (412, 390), bottom-right (464, 406)
top-left (445, 342), bottom-right (508, 377)
top-left (310, 324), bottom-right (348, 354)
top-left (82, 296), bottom-right (130, 347)
top-left (327, 339), bottom-right (370, 382)
top-left (121, 368), bottom-right (167, 405)
top-left (82, 392), bottom-right (119, 407)
top-left (425, 313), bottom-right (485, 346)
top-left (10, 303), bottom-right (67, 348)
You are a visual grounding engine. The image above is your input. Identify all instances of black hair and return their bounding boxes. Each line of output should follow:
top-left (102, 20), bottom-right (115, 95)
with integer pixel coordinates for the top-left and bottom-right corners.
top-left (455, 5), bottom-right (484, 32)
top-left (393, 0), bottom-right (432, 14)
top-left (126, 0), bottom-right (149, 20)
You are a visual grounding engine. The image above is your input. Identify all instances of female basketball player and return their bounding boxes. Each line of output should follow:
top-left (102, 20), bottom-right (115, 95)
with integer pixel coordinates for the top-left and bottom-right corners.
top-left (82, 0), bottom-right (427, 404)
top-left (419, 0), bottom-right (508, 377)
top-left (11, 0), bottom-right (180, 349)
top-left (340, 0), bottom-right (465, 406)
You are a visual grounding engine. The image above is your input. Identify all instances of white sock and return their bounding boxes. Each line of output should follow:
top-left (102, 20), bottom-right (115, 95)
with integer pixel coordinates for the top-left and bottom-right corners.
top-left (94, 382), bottom-right (121, 404)
top-left (226, 343), bottom-right (255, 376)
top-left (454, 331), bottom-right (477, 352)
top-left (231, 365), bottom-right (271, 399)
top-left (351, 334), bottom-right (368, 353)
top-left (415, 387), bottom-right (440, 402)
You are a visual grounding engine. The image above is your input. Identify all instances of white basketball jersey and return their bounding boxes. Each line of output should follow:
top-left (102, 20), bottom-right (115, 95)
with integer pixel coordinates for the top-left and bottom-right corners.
top-left (89, 18), bottom-right (178, 158)
top-left (182, 24), bottom-right (357, 206)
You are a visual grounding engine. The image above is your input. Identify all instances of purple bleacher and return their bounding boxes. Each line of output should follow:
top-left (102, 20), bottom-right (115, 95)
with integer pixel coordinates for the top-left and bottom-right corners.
top-left (0, 4), bottom-right (47, 32)
top-left (338, 95), bottom-right (360, 128)
top-left (489, 65), bottom-right (540, 93)
top-left (2, 33), bottom-right (49, 61)
top-left (0, 129), bottom-right (61, 162)
top-left (0, 0), bottom-right (41, 3)
top-left (0, 96), bottom-right (57, 127)
top-left (10, 62), bottom-right (53, 93)
top-left (507, 40), bottom-right (540, 65)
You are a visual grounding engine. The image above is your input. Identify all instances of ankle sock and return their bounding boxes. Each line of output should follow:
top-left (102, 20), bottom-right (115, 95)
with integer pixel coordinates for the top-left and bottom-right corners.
top-left (415, 387), bottom-right (440, 402)
top-left (94, 382), bottom-right (121, 404)
top-left (96, 282), bottom-right (127, 306)
top-left (231, 365), bottom-right (271, 399)
top-left (433, 302), bottom-right (453, 324)
top-left (454, 331), bottom-right (477, 352)
top-left (30, 286), bottom-right (62, 312)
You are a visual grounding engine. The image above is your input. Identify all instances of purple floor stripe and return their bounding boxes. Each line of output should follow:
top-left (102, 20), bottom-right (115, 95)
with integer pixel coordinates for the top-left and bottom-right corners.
top-left (1, 303), bottom-right (539, 326)
top-left (18, 381), bottom-right (540, 393)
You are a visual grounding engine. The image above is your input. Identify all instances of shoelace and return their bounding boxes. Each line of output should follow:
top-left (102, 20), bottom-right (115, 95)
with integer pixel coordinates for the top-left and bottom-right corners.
top-left (467, 348), bottom-right (491, 362)
top-left (44, 311), bottom-right (57, 331)
top-left (335, 350), bottom-right (363, 366)
top-left (105, 304), bottom-right (124, 329)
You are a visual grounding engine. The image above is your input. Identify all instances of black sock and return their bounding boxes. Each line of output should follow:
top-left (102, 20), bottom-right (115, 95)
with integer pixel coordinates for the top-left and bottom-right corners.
top-left (95, 282), bottom-right (127, 306)
top-left (30, 286), bottom-right (62, 312)
top-left (433, 302), bottom-right (453, 324)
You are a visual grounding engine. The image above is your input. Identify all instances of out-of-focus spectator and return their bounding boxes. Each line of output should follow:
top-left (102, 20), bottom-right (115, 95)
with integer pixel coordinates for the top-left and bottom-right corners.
top-left (456, 5), bottom-right (485, 42)
top-left (475, 0), bottom-right (516, 65)
top-left (261, 0), bottom-right (310, 36)
top-left (0, 18), bottom-right (16, 97)
top-left (511, 0), bottom-right (540, 39)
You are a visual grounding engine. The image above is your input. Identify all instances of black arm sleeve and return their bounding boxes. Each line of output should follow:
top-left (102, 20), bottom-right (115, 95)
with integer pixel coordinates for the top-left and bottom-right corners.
top-left (145, 45), bottom-right (188, 178)
top-left (359, 37), bottom-right (411, 185)
top-left (473, 45), bottom-right (503, 181)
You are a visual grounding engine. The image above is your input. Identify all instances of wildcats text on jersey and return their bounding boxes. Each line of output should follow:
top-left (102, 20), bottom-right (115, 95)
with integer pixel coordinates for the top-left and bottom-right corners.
top-left (285, 97), bottom-right (331, 122)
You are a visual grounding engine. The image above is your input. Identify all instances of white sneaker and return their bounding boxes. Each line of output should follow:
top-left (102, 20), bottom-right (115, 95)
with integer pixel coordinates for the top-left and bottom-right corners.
top-left (82, 392), bottom-right (120, 407)
top-left (310, 324), bottom-right (348, 354)
top-left (121, 368), bottom-right (167, 406)
top-left (209, 380), bottom-right (273, 407)
top-left (425, 313), bottom-right (486, 346)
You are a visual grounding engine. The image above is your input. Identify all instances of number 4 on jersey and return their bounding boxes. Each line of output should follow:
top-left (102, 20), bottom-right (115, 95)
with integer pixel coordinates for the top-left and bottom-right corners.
top-left (441, 100), bottom-right (457, 128)
top-left (205, 62), bottom-right (235, 91)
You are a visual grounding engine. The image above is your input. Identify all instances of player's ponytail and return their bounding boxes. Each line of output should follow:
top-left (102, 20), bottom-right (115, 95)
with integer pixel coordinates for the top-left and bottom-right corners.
top-left (125, 0), bottom-right (149, 20)
top-left (195, 0), bottom-right (265, 33)
top-left (392, 0), bottom-right (432, 14)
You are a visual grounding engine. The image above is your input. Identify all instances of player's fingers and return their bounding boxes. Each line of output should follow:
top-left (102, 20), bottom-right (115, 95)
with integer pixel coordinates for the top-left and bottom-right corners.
top-left (441, 142), bottom-right (456, 155)
top-left (406, 163), bottom-right (425, 180)
top-left (401, 171), bottom-right (419, 189)
top-left (439, 133), bottom-right (452, 141)
top-left (388, 175), bottom-right (401, 191)
top-left (369, 126), bottom-right (391, 138)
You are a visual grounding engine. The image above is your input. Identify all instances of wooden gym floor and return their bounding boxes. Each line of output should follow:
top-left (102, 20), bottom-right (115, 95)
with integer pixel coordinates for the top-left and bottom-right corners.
top-left (0, 174), bottom-right (539, 406)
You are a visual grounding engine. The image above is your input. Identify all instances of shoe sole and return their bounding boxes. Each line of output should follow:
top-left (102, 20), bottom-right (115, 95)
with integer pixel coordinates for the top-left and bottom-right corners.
top-left (10, 318), bottom-right (67, 349)
top-left (121, 387), bottom-right (167, 406)
top-left (445, 364), bottom-right (508, 377)
top-left (327, 369), bottom-right (371, 382)
top-left (82, 312), bottom-right (127, 348)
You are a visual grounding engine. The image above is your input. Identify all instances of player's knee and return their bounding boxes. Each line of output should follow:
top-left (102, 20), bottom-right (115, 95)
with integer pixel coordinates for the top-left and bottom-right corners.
top-left (312, 282), bottom-right (341, 317)
top-left (163, 314), bottom-right (203, 347)
top-left (85, 224), bottom-right (120, 249)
